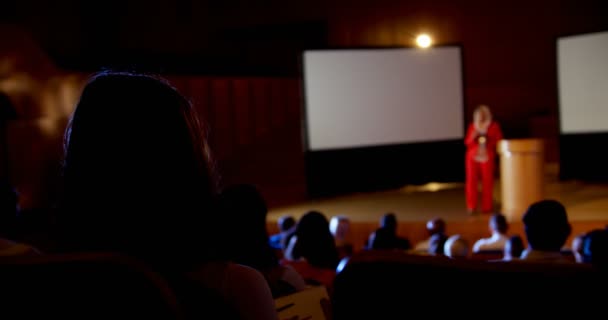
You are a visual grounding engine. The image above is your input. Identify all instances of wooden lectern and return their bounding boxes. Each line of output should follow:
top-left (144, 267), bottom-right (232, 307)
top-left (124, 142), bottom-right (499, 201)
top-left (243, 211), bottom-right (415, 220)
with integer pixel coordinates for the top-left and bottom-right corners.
top-left (497, 139), bottom-right (544, 222)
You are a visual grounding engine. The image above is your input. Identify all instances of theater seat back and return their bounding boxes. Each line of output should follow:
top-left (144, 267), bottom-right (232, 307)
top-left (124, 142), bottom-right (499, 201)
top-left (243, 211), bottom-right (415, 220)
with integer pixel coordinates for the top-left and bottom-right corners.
top-left (333, 251), bottom-right (607, 319)
top-left (0, 253), bottom-right (183, 319)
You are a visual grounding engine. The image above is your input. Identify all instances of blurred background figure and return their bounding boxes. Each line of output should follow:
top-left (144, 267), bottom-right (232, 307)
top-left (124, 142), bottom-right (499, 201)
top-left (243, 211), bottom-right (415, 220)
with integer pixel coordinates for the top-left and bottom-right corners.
top-left (269, 215), bottom-right (296, 251)
top-left (582, 229), bottom-right (608, 269)
top-left (283, 211), bottom-right (339, 290)
top-left (473, 213), bottom-right (509, 252)
top-left (367, 213), bottom-right (411, 251)
top-left (415, 217), bottom-right (447, 252)
top-left (428, 232), bottom-right (449, 255)
top-left (444, 235), bottom-right (469, 259)
top-left (464, 105), bottom-right (503, 215)
top-left (329, 215), bottom-right (353, 259)
top-left (571, 233), bottom-right (586, 263)
top-left (503, 235), bottom-right (525, 261)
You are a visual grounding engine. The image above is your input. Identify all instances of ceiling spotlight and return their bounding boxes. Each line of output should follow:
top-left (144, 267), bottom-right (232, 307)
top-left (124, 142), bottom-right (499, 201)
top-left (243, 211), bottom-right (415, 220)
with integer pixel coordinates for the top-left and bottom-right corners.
top-left (416, 34), bottom-right (432, 48)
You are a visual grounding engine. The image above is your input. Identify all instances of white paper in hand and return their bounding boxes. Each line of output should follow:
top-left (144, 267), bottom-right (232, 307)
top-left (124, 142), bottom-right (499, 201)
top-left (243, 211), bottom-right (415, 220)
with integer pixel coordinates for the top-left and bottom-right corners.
top-left (274, 286), bottom-right (330, 320)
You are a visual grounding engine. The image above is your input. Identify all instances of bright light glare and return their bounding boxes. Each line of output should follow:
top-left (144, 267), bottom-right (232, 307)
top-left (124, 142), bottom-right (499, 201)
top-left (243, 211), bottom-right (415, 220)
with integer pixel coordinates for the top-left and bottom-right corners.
top-left (416, 34), bottom-right (432, 48)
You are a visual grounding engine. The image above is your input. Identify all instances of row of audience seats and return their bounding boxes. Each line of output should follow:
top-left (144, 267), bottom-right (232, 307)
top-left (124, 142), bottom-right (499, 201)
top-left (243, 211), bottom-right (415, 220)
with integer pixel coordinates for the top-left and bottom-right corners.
top-left (1, 249), bottom-right (602, 320)
top-left (0, 253), bottom-right (183, 319)
top-left (469, 249), bottom-right (575, 262)
top-left (333, 250), bottom-right (607, 319)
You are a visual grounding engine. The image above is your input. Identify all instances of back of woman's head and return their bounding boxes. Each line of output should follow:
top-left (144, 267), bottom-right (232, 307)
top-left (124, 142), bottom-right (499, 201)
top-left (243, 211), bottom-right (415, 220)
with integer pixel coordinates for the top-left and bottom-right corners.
top-left (60, 72), bottom-right (218, 265)
top-left (294, 211), bottom-right (339, 269)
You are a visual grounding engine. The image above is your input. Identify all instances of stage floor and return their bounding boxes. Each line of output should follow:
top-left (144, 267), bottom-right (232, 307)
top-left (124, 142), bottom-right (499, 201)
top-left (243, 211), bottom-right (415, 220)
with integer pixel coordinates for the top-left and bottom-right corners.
top-left (268, 179), bottom-right (608, 223)
top-left (267, 170), bottom-right (608, 248)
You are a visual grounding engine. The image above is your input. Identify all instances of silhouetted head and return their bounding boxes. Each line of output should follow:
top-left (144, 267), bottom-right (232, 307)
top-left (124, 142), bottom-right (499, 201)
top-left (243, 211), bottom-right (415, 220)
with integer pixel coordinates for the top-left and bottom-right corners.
top-left (278, 215), bottom-right (296, 232)
top-left (583, 229), bottom-right (608, 268)
top-left (444, 235), bottom-right (469, 259)
top-left (219, 184), bottom-right (277, 271)
top-left (293, 211), bottom-right (339, 269)
top-left (380, 213), bottom-right (397, 233)
top-left (523, 200), bottom-right (571, 252)
top-left (426, 218), bottom-right (446, 236)
top-left (490, 213), bottom-right (508, 234)
top-left (60, 72), bottom-right (218, 267)
top-left (504, 235), bottom-right (524, 260)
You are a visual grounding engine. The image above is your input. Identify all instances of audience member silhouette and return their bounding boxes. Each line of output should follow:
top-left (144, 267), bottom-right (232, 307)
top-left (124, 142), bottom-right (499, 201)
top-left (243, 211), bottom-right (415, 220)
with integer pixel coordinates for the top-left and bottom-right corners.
top-left (269, 215), bottom-right (296, 250)
top-left (367, 213), bottom-right (411, 251)
top-left (59, 72), bottom-right (277, 320)
top-left (415, 217), bottom-right (447, 252)
top-left (503, 235), bottom-right (524, 261)
top-left (428, 232), bottom-right (449, 255)
top-left (330, 215), bottom-right (354, 258)
top-left (284, 210), bottom-right (339, 289)
top-left (444, 235), bottom-right (469, 258)
top-left (218, 184), bottom-right (306, 297)
top-left (521, 200), bottom-right (571, 263)
top-left (582, 229), bottom-right (608, 269)
top-left (473, 213), bottom-right (509, 252)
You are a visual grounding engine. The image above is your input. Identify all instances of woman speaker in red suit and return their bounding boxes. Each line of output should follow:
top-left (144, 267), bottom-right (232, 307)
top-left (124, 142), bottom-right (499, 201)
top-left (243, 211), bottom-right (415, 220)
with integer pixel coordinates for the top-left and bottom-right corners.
top-left (465, 105), bottom-right (503, 214)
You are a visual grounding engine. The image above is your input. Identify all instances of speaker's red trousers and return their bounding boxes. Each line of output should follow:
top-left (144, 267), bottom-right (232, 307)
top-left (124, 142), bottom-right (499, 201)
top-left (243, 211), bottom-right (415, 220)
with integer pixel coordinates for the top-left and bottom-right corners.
top-left (466, 157), bottom-right (494, 213)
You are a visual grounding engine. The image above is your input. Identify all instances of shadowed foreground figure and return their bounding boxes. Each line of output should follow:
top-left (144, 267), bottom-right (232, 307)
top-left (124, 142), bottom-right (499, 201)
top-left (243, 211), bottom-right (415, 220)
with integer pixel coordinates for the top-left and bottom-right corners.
top-left (59, 72), bottom-right (277, 320)
top-left (218, 184), bottom-right (306, 298)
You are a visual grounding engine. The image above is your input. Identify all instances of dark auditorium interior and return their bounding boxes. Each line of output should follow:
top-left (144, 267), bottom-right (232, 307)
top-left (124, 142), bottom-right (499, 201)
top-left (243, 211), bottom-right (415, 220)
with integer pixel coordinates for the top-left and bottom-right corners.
top-left (1, 0), bottom-right (608, 319)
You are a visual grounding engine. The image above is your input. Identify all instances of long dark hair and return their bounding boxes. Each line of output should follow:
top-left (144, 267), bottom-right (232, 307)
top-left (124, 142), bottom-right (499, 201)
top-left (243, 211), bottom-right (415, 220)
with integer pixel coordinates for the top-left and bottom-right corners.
top-left (59, 72), bottom-right (219, 268)
top-left (292, 211), bottom-right (339, 269)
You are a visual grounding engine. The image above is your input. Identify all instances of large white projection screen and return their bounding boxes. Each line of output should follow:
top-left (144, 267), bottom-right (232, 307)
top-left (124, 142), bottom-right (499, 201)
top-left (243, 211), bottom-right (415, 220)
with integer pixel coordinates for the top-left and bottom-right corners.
top-left (558, 31), bottom-right (608, 134)
top-left (303, 47), bottom-right (464, 151)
